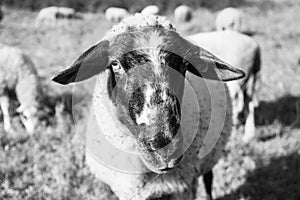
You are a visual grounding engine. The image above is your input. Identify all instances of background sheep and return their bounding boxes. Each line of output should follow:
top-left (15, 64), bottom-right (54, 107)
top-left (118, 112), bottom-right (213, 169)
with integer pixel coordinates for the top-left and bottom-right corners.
top-left (36, 6), bottom-right (82, 25)
top-left (215, 7), bottom-right (244, 32)
top-left (174, 5), bottom-right (193, 23)
top-left (105, 7), bottom-right (130, 23)
top-left (141, 5), bottom-right (159, 15)
top-left (187, 30), bottom-right (261, 143)
top-left (0, 43), bottom-right (43, 134)
top-left (52, 14), bottom-right (245, 200)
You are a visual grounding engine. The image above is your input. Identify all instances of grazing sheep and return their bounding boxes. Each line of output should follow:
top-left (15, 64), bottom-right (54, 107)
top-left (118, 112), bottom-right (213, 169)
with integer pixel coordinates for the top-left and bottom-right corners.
top-left (187, 30), bottom-right (261, 143)
top-left (174, 5), bottom-right (193, 23)
top-left (141, 5), bottom-right (159, 15)
top-left (36, 6), bottom-right (82, 25)
top-left (215, 7), bottom-right (244, 32)
top-left (0, 44), bottom-right (43, 134)
top-left (105, 7), bottom-right (130, 23)
top-left (52, 14), bottom-right (245, 200)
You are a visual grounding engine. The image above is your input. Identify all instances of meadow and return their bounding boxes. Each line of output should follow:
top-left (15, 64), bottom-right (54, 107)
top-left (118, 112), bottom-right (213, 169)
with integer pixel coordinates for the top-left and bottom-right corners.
top-left (0, 0), bottom-right (300, 199)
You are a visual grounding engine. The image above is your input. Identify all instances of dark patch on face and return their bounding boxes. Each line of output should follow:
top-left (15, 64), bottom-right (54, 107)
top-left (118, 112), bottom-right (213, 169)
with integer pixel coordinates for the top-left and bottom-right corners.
top-left (128, 86), bottom-right (145, 123)
top-left (120, 50), bottom-right (150, 71)
top-left (106, 67), bottom-right (116, 101)
top-left (163, 51), bottom-right (187, 74)
top-left (145, 132), bottom-right (172, 150)
top-left (168, 107), bottom-right (181, 133)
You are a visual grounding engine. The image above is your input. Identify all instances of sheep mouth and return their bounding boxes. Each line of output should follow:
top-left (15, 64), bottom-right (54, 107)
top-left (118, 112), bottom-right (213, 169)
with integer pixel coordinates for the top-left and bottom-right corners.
top-left (158, 154), bottom-right (184, 172)
top-left (141, 154), bottom-right (184, 174)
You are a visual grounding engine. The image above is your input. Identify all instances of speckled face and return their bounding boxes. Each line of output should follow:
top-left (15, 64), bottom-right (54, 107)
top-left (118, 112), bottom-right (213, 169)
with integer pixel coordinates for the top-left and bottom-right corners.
top-left (105, 30), bottom-right (189, 173)
top-left (52, 13), bottom-right (246, 175)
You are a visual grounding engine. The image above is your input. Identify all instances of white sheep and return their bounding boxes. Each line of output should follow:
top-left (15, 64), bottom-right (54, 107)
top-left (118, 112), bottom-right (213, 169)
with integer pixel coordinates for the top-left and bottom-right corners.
top-left (174, 5), bottom-right (193, 23)
top-left (215, 7), bottom-right (244, 32)
top-left (0, 44), bottom-right (42, 134)
top-left (52, 14), bottom-right (245, 200)
top-left (105, 7), bottom-right (130, 23)
top-left (36, 6), bottom-right (82, 25)
top-left (141, 5), bottom-right (159, 15)
top-left (187, 30), bottom-right (261, 143)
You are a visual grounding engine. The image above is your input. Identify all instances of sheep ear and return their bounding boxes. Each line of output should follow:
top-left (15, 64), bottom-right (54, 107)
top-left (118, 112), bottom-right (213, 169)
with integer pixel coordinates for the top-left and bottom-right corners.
top-left (184, 40), bottom-right (245, 81)
top-left (52, 40), bottom-right (110, 85)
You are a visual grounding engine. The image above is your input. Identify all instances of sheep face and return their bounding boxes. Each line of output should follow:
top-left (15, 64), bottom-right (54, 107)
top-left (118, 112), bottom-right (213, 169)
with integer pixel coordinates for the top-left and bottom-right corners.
top-left (83, 29), bottom-right (191, 173)
top-left (105, 47), bottom-right (188, 173)
top-left (53, 23), bottom-right (245, 174)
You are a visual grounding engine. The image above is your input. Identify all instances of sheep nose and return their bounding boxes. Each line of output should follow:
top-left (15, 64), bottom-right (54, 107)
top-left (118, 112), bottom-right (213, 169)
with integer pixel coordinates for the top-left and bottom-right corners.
top-left (147, 134), bottom-right (171, 150)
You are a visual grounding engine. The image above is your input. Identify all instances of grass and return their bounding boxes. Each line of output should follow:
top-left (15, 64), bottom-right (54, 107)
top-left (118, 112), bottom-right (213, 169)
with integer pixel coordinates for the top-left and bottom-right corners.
top-left (0, 1), bottom-right (300, 199)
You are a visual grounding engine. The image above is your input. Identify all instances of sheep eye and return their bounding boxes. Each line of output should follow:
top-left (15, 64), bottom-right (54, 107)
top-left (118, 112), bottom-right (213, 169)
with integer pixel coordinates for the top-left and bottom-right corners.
top-left (111, 61), bottom-right (121, 69)
top-left (110, 60), bottom-right (125, 75)
top-left (22, 114), bottom-right (28, 120)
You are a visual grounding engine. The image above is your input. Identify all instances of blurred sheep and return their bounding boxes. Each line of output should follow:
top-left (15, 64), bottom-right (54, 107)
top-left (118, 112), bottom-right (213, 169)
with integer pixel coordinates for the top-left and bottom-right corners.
top-left (36, 6), bottom-right (82, 25)
top-left (188, 31), bottom-right (261, 143)
top-left (141, 5), bottom-right (159, 15)
top-left (0, 44), bottom-right (43, 134)
top-left (105, 7), bottom-right (130, 23)
top-left (174, 5), bottom-right (193, 23)
top-left (215, 7), bottom-right (244, 32)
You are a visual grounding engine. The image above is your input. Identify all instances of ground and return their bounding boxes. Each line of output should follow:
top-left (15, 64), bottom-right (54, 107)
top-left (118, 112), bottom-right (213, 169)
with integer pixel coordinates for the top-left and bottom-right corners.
top-left (0, 0), bottom-right (300, 199)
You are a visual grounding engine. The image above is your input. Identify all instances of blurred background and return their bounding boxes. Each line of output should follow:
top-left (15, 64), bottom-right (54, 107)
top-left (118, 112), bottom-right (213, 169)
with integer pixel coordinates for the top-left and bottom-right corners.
top-left (0, 0), bottom-right (299, 199)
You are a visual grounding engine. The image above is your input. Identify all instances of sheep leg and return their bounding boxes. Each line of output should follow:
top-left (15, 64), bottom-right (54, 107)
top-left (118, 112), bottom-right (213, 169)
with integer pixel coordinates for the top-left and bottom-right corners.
top-left (0, 95), bottom-right (13, 133)
top-left (243, 101), bottom-right (255, 143)
top-left (203, 170), bottom-right (213, 200)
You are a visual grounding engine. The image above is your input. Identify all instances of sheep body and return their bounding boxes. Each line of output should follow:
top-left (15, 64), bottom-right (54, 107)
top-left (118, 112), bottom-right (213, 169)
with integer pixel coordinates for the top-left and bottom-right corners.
top-left (174, 5), bottom-right (193, 22)
top-left (36, 6), bottom-right (82, 25)
top-left (141, 5), bottom-right (159, 15)
top-left (0, 44), bottom-right (41, 133)
top-left (105, 7), bottom-right (130, 23)
top-left (187, 30), bottom-right (260, 143)
top-left (84, 14), bottom-right (233, 200)
top-left (215, 7), bottom-right (244, 32)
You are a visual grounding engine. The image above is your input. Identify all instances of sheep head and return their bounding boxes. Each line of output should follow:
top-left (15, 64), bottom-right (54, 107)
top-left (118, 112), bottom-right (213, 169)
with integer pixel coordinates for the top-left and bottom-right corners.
top-left (17, 105), bottom-right (39, 134)
top-left (52, 14), bottom-right (245, 174)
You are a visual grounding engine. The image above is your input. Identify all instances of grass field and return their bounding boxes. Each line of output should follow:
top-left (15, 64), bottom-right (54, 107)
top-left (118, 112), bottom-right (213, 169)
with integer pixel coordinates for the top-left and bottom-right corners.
top-left (0, 0), bottom-right (300, 199)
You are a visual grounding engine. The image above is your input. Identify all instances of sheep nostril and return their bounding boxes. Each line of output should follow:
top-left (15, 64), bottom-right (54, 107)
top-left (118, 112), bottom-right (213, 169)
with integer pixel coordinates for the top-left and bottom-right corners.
top-left (148, 135), bottom-right (171, 150)
top-left (144, 140), bottom-right (155, 151)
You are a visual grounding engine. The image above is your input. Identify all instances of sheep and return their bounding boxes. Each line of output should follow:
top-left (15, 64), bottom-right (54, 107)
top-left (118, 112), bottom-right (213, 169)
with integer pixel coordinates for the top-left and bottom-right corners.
top-left (215, 7), bottom-right (244, 32)
top-left (52, 14), bottom-right (245, 200)
top-left (105, 7), bottom-right (130, 23)
top-left (36, 6), bottom-right (82, 25)
top-left (174, 5), bottom-right (193, 23)
top-left (141, 5), bottom-right (159, 15)
top-left (0, 44), bottom-right (43, 134)
top-left (187, 30), bottom-right (261, 143)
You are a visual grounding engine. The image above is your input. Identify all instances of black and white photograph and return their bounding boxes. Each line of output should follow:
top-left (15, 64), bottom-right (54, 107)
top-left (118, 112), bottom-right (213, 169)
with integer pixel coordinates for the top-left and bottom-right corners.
top-left (0, 0), bottom-right (299, 199)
